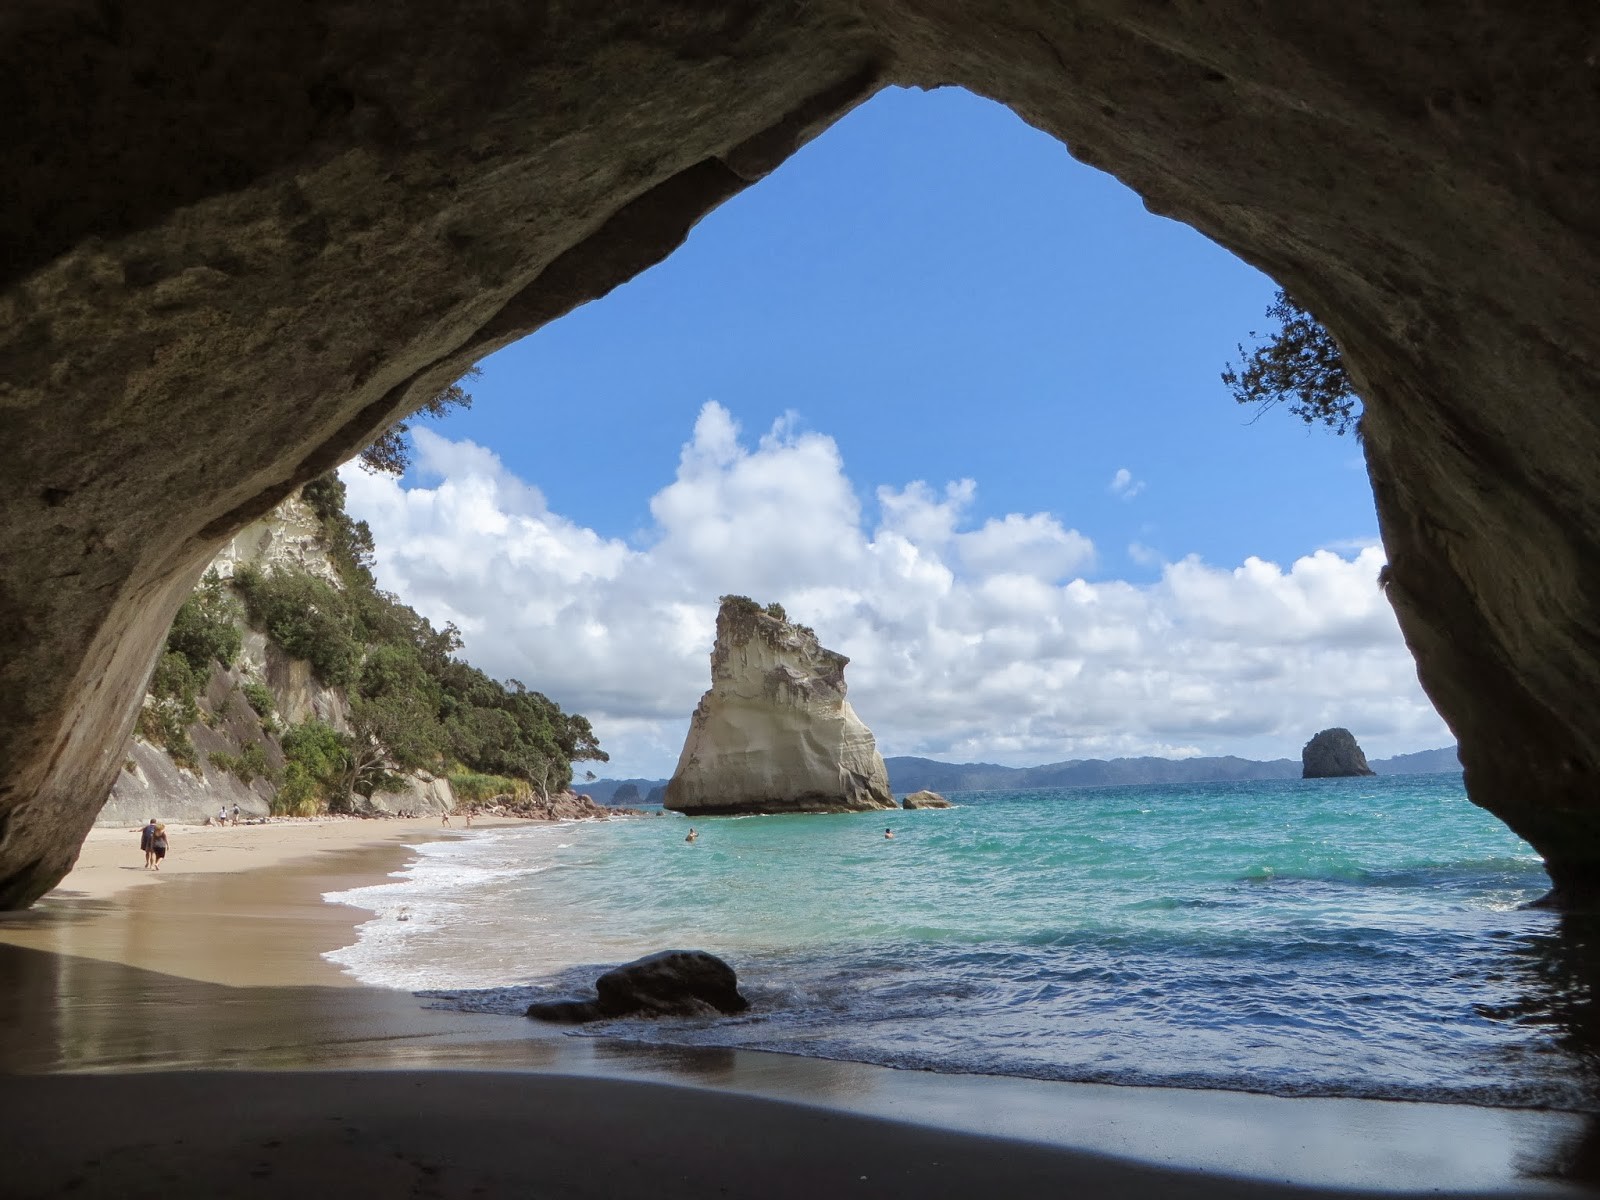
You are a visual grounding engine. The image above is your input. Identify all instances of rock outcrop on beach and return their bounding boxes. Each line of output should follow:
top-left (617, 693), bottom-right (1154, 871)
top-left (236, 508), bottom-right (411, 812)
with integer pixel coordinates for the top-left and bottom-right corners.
top-left (1302, 729), bottom-right (1377, 779)
top-left (526, 950), bottom-right (749, 1023)
top-left (902, 791), bottom-right (952, 810)
top-left (664, 598), bottom-right (893, 816)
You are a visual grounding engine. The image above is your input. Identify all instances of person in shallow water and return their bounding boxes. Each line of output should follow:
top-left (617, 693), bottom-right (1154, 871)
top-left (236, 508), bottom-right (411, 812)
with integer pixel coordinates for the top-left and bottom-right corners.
top-left (685, 828), bottom-right (698, 843)
top-left (884, 828), bottom-right (894, 839)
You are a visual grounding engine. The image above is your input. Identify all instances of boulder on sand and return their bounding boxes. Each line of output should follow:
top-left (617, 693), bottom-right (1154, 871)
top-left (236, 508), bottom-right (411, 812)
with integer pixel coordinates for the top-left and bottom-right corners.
top-left (526, 950), bottom-right (748, 1023)
top-left (901, 790), bottom-right (952, 809)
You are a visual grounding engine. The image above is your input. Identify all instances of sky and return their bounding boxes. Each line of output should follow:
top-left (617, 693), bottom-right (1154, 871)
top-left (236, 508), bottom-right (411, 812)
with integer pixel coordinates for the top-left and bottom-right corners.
top-left (339, 85), bottom-right (1452, 780)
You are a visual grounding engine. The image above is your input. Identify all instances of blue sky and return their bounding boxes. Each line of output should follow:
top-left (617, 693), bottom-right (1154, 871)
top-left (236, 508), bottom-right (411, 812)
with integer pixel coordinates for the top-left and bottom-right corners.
top-left (430, 86), bottom-right (1374, 578)
top-left (343, 86), bottom-right (1446, 779)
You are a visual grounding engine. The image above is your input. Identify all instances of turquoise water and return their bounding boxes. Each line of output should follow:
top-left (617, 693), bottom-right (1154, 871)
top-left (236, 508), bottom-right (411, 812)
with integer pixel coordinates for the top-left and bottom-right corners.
top-left (325, 773), bottom-right (1600, 1110)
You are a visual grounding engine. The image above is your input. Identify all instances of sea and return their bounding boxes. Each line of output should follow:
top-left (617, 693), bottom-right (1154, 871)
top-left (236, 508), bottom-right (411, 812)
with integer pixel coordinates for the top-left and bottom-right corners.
top-left (323, 772), bottom-right (1600, 1112)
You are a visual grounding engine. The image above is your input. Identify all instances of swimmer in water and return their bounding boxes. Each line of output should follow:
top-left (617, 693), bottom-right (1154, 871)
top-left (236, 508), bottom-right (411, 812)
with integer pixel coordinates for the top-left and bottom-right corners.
top-left (685, 827), bottom-right (698, 843)
top-left (884, 827), bottom-right (894, 839)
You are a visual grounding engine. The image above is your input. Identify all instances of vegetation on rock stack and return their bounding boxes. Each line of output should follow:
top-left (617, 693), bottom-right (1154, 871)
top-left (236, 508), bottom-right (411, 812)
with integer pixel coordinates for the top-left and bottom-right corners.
top-left (138, 470), bottom-right (606, 815)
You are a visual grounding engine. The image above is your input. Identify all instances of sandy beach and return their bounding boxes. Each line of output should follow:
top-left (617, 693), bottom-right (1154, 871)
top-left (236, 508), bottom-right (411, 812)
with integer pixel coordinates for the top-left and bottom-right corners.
top-left (1, 816), bottom-right (1595, 1198)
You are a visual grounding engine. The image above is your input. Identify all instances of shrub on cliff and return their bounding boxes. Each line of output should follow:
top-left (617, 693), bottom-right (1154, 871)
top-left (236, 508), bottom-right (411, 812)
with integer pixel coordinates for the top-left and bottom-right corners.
top-left (139, 651), bottom-right (201, 770)
top-left (233, 565), bottom-right (361, 686)
top-left (165, 571), bottom-right (243, 675)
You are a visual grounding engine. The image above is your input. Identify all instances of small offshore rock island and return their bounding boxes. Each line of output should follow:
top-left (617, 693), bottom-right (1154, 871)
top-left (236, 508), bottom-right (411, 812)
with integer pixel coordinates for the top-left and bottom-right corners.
top-left (664, 596), bottom-right (895, 816)
top-left (1302, 727), bottom-right (1377, 779)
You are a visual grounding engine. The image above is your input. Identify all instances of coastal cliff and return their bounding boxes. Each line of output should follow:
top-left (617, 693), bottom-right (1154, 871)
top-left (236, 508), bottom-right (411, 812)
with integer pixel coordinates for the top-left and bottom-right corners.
top-left (103, 476), bottom-right (605, 827)
top-left (664, 598), bottom-right (893, 816)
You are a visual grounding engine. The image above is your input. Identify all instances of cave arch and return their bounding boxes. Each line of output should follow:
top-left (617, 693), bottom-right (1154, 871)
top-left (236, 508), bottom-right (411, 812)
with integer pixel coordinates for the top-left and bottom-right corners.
top-left (4, 3), bottom-right (1599, 907)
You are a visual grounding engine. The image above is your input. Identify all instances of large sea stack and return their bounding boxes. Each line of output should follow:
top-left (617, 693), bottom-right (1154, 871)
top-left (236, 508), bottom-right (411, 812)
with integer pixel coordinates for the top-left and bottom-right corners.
top-left (664, 598), bottom-right (894, 816)
top-left (1302, 728), bottom-right (1377, 779)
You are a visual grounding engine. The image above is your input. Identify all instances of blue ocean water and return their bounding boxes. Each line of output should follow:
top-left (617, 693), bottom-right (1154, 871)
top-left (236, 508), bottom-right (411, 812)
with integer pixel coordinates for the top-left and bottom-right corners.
top-left (324, 773), bottom-right (1600, 1110)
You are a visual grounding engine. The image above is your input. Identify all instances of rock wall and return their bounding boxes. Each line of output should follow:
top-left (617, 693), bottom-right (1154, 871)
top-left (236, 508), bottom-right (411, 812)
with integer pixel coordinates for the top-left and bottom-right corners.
top-left (98, 494), bottom-right (452, 828)
top-left (665, 600), bottom-right (894, 815)
top-left (4, 4), bottom-right (1600, 903)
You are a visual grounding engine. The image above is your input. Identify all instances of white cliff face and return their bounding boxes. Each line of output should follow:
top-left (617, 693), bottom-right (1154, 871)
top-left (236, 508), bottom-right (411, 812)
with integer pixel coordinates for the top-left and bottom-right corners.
top-left (664, 599), bottom-right (894, 815)
top-left (210, 493), bottom-right (343, 588)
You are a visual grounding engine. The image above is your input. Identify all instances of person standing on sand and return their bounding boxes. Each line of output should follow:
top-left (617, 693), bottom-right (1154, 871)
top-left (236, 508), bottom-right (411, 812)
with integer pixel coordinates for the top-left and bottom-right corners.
top-left (139, 818), bottom-right (157, 869)
top-left (441, 811), bottom-right (451, 827)
top-left (232, 803), bottom-right (241, 826)
top-left (151, 823), bottom-right (169, 870)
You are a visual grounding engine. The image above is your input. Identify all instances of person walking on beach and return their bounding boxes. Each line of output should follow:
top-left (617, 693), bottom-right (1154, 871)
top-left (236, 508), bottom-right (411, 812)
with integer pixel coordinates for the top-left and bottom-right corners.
top-left (441, 810), bottom-right (451, 827)
top-left (218, 805), bottom-right (228, 827)
top-left (232, 803), bottom-right (241, 826)
top-left (151, 823), bottom-right (169, 870)
top-left (139, 817), bottom-right (157, 869)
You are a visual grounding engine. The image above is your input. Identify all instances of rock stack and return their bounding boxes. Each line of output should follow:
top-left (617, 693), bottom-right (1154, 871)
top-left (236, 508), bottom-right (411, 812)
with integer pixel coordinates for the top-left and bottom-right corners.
top-left (1301, 728), bottom-right (1377, 778)
top-left (664, 597), bottom-right (894, 815)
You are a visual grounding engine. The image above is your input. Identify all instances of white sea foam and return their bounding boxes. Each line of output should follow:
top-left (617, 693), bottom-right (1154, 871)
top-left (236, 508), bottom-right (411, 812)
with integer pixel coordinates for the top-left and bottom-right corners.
top-left (322, 822), bottom-right (594, 990)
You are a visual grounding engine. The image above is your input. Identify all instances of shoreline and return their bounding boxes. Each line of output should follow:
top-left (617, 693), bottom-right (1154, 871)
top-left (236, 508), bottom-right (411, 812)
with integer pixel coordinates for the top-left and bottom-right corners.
top-left (0, 820), bottom-right (1595, 1196)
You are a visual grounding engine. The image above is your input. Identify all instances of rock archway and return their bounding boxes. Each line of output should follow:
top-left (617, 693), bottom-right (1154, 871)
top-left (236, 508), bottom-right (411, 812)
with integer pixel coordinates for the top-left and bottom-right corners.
top-left (4, 3), bottom-right (1599, 907)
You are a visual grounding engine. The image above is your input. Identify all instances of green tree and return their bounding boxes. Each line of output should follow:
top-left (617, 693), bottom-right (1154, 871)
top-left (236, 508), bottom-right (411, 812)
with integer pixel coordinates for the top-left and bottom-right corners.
top-left (1222, 290), bottom-right (1361, 435)
top-left (278, 719), bottom-right (354, 812)
top-left (165, 570), bottom-right (243, 675)
top-left (358, 367), bottom-right (480, 475)
top-left (233, 566), bottom-right (361, 686)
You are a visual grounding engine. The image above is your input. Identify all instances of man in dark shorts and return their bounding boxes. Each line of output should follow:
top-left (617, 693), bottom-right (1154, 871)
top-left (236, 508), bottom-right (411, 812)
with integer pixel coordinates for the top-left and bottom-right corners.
top-left (139, 818), bottom-right (157, 869)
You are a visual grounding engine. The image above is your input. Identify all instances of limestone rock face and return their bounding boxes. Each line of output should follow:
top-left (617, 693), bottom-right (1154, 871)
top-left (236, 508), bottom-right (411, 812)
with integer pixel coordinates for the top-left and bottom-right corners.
top-left (665, 599), bottom-right (893, 816)
top-left (902, 790), bottom-right (953, 809)
top-left (211, 494), bottom-right (342, 590)
top-left (358, 772), bottom-right (455, 818)
top-left (1302, 729), bottom-right (1377, 779)
top-left (6, 4), bottom-right (1600, 903)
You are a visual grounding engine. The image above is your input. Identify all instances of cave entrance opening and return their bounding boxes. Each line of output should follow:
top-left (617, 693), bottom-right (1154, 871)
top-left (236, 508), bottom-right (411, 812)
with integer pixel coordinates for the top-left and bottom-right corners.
top-left (341, 85), bottom-right (1445, 794)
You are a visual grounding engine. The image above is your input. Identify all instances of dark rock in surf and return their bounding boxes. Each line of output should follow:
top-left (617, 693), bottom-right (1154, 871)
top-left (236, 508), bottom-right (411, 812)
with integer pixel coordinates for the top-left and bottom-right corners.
top-left (1301, 728), bottom-right (1376, 778)
top-left (526, 949), bottom-right (748, 1023)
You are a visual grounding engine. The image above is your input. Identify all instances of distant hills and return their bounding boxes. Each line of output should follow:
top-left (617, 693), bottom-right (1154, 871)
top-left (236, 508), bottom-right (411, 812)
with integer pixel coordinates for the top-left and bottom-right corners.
top-left (583, 746), bottom-right (1461, 803)
top-left (882, 746), bottom-right (1460, 794)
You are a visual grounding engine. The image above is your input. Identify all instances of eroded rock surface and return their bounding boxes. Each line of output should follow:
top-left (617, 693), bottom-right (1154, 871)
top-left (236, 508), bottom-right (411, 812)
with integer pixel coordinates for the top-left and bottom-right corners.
top-left (902, 790), bottom-right (953, 809)
top-left (664, 599), bottom-right (893, 816)
top-left (1301, 729), bottom-right (1376, 780)
top-left (5, 4), bottom-right (1600, 903)
top-left (526, 950), bottom-right (748, 1023)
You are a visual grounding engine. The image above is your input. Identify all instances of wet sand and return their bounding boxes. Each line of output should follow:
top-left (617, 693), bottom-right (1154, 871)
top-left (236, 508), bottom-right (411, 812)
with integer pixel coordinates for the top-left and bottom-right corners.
top-left (1, 822), bottom-right (1595, 1198)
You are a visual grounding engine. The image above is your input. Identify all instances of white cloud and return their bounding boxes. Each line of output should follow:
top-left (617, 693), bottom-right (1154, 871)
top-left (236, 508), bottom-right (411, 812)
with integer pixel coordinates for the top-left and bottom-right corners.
top-left (1127, 541), bottom-right (1162, 568)
top-left (341, 404), bottom-right (1448, 778)
top-left (1109, 467), bottom-right (1145, 500)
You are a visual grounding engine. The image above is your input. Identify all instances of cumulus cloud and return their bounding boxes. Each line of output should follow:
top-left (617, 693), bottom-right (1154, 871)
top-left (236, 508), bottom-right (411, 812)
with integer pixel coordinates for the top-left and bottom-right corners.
top-left (1109, 467), bottom-right (1145, 500)
top-left (341, 404), bottom-right (1448, 777)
